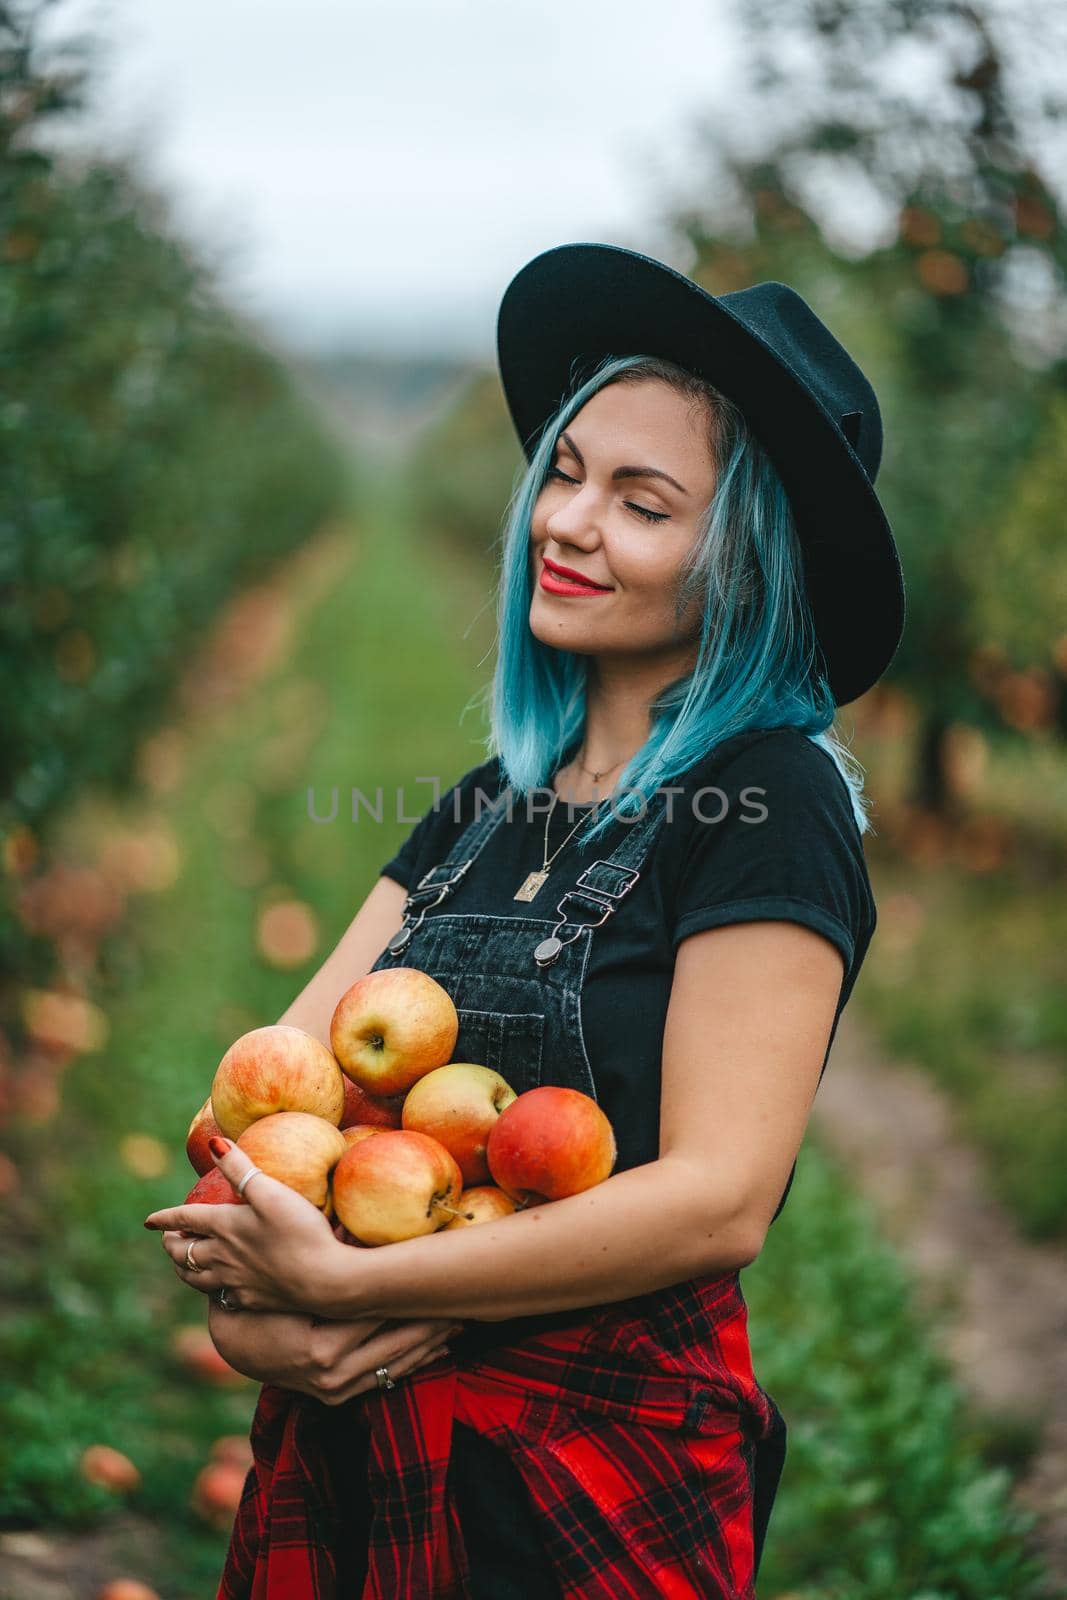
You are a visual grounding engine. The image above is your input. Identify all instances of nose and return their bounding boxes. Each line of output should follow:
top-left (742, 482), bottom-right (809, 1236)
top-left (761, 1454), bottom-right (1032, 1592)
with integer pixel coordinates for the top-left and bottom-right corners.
top-left (542, 483), bottom-right (604, 549)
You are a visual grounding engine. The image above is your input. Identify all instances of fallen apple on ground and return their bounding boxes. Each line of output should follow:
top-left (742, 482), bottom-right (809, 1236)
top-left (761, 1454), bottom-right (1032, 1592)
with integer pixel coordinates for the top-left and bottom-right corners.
top-left (236, 1110), bottom-right (346, 1211)
top-left (211, 1024), bottom-right (345, 1139)
top-left (210, 1434), bottom-right (254, 1471)
top-left (332, 1128), bottom-right (465, 1245)
top-left (191, 1458), bottom-right (247, 1529)
top-left (442, 1185), bottom-right (519, 1228)
top-left (80, 1444), bottom-right (142, 1494)
top-left (487, 1086), bottom-right (617, 1204)
top-left (401, 1062), bottom-right (517, 1186)
top-left (95, 1581), bottom-right (162, 1600)
top-left (330, 968), bottom-right (458, 1098)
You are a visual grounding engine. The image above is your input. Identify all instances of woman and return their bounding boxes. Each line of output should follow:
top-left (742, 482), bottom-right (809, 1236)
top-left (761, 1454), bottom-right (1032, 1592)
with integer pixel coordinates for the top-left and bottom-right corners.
top-left (146, 242), bottom-right (905, 1599)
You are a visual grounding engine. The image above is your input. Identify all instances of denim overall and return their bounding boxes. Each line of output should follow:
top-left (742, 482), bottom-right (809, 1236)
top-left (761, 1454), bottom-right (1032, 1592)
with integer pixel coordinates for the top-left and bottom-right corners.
top-left (366, 779), bottom-right (787, 1585)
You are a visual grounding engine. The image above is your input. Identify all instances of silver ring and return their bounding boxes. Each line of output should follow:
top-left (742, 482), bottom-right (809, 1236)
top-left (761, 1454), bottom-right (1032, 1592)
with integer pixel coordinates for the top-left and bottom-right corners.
top-left (235, 1164), bottom-right (264, 1197)
top-left (217, 1286), bottom-right (239, 1311)
top-left (375, 1365), bottom-right (396, 1392)
top-left (184, 1238), bottom-right (204, 1273)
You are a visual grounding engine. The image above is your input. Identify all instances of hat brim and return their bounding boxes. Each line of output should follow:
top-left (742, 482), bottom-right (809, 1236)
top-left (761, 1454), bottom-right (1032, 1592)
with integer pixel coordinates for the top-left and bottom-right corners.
top-left (496, 242), bottom-right (905, 707)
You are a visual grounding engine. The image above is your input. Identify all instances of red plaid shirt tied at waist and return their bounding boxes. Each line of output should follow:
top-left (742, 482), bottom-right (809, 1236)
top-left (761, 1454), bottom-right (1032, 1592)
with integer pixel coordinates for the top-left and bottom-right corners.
top-left (217, 1270), bottom-right (784, 1600)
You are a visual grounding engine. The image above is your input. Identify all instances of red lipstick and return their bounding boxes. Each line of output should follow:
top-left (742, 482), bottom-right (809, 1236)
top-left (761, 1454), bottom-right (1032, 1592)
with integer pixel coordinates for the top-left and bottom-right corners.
top-left (540, 557), bottom-right (613, 597)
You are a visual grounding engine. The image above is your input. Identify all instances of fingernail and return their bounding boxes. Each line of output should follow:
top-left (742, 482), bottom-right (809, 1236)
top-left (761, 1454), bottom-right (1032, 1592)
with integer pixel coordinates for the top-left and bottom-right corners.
top-left (208, 1135), bottom-right (231, 1158)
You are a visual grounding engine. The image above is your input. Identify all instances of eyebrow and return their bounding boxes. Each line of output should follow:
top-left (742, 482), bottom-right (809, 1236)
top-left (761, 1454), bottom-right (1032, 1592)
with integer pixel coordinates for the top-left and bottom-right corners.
top-left (558, 431), bottom-right (690, 497)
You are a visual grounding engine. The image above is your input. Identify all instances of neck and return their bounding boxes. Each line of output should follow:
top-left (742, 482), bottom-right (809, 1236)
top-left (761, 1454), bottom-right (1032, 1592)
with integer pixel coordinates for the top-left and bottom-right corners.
top-left (578, 649), bottom-right (692, 769)
top-left (555, 649), bottom-right (694, 803)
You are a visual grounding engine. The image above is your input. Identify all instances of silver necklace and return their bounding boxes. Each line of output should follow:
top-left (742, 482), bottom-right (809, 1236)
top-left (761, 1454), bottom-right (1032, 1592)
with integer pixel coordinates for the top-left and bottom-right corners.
top-left (512, 752), bottom-right (628, 903)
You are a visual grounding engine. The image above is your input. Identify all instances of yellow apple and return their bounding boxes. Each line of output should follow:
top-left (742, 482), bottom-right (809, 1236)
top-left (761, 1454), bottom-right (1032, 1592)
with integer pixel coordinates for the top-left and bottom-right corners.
top-left (236, 1110), bottom-right (346, 1210)
top-left (330, 968), bottom-right (458, 1097)
top-left (331, 1128), bottom-right (463, 1245)
top-left (211, 1024), bottom-right (345, 1139)
top-left (401, 1062), bottom-right (517, 1185)
top-left (442, 1185), bottom-right (519, 1228)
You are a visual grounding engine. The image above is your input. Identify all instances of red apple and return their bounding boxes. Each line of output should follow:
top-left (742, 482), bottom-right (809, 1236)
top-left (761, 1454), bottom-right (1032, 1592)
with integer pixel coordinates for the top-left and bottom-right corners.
top-left (340, 1074), bottom-right (405, 1130)
top-left (211, 1024), bottom-right (345, 1138)
top-left (184, 1168), bottom-right (246, 1206)
top-left (442, 1185), bottom-right (519, 1229)
top-left (486, 1086), bottom-right (617, 1204)
top-left (331, 1128), bottom-right (463, 1245)
top-left (236, 1111), bottom-right (346, 1210)
top-left (186, 1095), bottom-right (223, 1175)
top-left (330, 968), bottom-right (458, 1098)
top-left (80, 1444), bottom-right (142, 1494)
top-left (401, 1063), bottom-right (517, 1185)
top-left (210, 1434), bottom-right (253, 1470)
top-left (96, 1582), bottom-right (162, 1600)
top-left (191, 1459), bottom-right (247, 1529)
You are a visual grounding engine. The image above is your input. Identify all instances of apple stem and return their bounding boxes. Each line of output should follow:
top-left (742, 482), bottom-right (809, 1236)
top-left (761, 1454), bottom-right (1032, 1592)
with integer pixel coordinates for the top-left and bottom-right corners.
top-left (436, 1201), bottom-right (476, 1221)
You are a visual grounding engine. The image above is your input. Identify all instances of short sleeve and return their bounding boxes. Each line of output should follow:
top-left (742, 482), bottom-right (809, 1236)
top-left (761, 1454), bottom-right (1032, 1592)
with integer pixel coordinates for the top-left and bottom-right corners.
top-left (377, 784), bottom-right (450, 889)
top-left (378, 816), bottom-right (427, 890)
top-left (671, 731), bottom-right (876, 990)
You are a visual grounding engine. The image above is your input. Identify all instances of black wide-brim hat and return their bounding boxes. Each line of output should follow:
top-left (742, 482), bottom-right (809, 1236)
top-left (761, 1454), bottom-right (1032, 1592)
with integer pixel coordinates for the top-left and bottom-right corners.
top-left (496, 241), bottom-right (905, 707)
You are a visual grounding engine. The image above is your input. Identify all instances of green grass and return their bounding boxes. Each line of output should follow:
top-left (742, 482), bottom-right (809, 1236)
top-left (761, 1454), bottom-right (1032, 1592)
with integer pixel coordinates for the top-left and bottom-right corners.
top-left (0, 461), bottom-right (1053, 1597)
top-left (856, 850), bottom-right (1067, 1241)
top-left (745, 1142), bottom-right (1045, 1597)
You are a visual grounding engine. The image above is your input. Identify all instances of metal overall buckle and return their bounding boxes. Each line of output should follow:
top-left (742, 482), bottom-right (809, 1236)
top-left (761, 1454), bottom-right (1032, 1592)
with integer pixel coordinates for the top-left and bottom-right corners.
top-left (533, 860), bottom-right (642, 968)
top-left (386, 859), bottom-right (473, 955)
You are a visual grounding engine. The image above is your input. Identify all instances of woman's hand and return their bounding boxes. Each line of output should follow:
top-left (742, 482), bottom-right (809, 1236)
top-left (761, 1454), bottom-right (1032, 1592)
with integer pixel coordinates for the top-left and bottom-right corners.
top-left (145, 1136), bottom-right (351, 1315)
top-left (207, 1302), bottom-right (464, 1405)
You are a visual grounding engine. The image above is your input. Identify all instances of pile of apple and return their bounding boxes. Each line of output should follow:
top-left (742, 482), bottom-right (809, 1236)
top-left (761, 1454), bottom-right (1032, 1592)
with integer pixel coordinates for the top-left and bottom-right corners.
top-left (183, 967), bottom-right (617, 1246)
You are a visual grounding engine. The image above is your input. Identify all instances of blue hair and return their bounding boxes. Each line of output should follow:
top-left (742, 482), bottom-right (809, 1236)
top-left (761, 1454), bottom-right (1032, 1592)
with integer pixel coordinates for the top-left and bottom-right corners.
top-left (471, 353), bottom-right (873, 845)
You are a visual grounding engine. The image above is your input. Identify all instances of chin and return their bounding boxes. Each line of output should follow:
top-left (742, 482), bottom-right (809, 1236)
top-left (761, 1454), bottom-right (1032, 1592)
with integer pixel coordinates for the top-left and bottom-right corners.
top-left (530, 617), bottom-right (599, 655)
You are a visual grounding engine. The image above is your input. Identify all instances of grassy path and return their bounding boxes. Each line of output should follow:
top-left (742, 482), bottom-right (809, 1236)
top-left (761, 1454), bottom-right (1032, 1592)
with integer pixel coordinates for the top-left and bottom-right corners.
top-left (0, 461), bottom-right (1053, 1598)
top-left (814, 1008), bottom-right (1067, 1586)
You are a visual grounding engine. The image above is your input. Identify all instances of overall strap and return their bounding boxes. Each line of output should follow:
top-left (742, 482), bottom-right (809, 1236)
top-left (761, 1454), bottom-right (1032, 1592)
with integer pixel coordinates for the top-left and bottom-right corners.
top-left (532, 789), bottom-right (669, 968)
top-left (387, 767), bottom-right (515, 955)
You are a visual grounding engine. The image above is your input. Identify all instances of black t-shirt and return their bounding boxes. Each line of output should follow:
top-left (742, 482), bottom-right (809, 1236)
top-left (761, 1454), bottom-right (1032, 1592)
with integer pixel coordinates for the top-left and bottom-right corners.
top-left (364, 727), bottom-right (876, 1584)
top-left (378, 726), bottom-right (877, 1214)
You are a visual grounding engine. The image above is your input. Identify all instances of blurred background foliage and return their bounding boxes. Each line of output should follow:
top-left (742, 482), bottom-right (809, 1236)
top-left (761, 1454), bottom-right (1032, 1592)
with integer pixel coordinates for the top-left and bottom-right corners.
top-left (2, 0), bottom-right (1066, 1594)
top-left (0, 1), bottom-right (348, 959)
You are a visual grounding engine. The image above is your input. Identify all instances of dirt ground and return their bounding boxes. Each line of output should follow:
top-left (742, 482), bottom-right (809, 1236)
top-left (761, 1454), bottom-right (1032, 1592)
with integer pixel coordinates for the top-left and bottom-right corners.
top-left (0, 1515), bottom-right (162, 1600)
top-left (812, 1008), bottom-right (1067, 1593)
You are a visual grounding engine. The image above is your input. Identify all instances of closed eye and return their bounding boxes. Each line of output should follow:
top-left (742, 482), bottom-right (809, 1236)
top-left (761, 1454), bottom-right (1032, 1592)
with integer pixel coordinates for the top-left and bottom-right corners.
top-left (544, 465), bottom-right (669, 525)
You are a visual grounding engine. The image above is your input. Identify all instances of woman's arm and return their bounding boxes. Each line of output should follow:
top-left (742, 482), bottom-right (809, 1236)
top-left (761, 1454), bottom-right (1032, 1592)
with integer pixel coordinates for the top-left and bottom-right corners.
top-left (319, 1151), bottom-right (757, 1322)
top-left (150, 919), bottom-right (842, 1323)
top-left (317, 917), bottom-right (843, 1323)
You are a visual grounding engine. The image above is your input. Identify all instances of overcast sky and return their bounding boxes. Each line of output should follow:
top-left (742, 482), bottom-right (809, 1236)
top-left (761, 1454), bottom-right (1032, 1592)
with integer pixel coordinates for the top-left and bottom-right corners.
top-left (36, 0), bottom-right (756, 359)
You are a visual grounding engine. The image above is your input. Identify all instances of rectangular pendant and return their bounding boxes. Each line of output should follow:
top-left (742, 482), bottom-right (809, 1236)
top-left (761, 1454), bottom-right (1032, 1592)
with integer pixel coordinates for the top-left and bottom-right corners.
top-left (514, 869), bottom-right (548, 902)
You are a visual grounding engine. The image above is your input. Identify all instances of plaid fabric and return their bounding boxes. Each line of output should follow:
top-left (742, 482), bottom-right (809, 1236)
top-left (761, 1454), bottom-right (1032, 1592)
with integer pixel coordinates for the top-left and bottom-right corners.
top-left (217, 1270), bottom-right (783, 1600)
